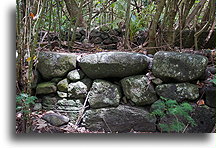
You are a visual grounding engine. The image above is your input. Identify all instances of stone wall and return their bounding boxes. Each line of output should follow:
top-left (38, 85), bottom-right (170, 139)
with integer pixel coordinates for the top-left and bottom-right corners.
top-left (33, 51), bottom-right (216, 133)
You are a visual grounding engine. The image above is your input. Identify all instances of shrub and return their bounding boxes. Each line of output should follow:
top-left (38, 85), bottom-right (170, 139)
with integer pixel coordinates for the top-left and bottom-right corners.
top-left (16, 93), bottom-right (37, 133)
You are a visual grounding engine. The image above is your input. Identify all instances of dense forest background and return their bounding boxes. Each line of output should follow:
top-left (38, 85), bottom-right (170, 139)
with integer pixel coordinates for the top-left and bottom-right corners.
top-left (16, 0), bottom-right (215, 94)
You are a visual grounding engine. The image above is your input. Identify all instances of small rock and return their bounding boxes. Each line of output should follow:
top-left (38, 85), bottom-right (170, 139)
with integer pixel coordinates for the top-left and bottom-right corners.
top-left (42, 113), bottom-right (69, 126)
top-left (152, 78), bottom-right (163, 85)
top-left (57, 91), bottom-right (68, 98)
top-left (67, 69), bottom-right (85, 82)
top-left (33, 103), bottom-right (42, 111)
top-left (57, 78), bottom-right (69, 92)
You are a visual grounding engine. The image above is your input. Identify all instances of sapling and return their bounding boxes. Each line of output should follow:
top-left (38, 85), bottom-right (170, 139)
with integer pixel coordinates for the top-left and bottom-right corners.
top-left (16, 93), bottom-right (37, 133)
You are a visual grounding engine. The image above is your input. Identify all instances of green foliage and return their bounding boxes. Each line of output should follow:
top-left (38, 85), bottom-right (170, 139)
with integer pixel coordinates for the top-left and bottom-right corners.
top-left (151, 96), bottom-right (196, 133)
top-left (210, 75), bottom-right (216, 85)
top-left (16, 93), bottom-right (37, 113)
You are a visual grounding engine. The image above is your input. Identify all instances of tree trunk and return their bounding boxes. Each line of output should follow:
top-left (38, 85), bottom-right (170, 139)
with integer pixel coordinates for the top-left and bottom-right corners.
top-left (64, 0), bottom-right (86, 27)
top-left (124, 0), bottom-right (131, 49)
top-left (148, 0), bottom-right (166, 53)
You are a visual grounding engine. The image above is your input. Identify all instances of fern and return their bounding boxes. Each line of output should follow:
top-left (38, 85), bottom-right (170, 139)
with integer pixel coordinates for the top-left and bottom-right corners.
top-left (151, 96), bottom-right (196, 133)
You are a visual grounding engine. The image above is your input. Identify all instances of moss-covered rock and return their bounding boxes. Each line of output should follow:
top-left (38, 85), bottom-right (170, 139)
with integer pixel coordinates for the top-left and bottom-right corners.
top-left (37, 52), bottom-right (77, 79)
top-left (152, 51), bottom-right (208, 82)
top-left (87, 79), bottom-right (122, 108)
top-left (57, 78), bottom-right (69, 92)
top-left (156, 83), bottom-right (199, 102)
top-left (79, 52), bottom-right (149, 79)
top-left (36, 82), bottom-right (57, 95)
top-left (68, 78), bottom-right (92, 99)
top-left (82, 105), bottom-right (156, 133)
top-left (121, 75), bottom-right (158, 106)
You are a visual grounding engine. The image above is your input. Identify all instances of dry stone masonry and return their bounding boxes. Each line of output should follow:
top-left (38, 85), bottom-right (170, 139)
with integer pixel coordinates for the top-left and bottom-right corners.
top-left (35, 51), bottom-right (215, 133)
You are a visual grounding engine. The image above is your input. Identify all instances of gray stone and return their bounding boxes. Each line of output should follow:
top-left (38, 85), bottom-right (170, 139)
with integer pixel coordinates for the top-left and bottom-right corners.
top-left (207, 66), bottom-right (216, 74)
top-left (55, 99), bottom-right (83, 124)
top-left (185, 106), bottom-right (215, 133)
top-left (57, 91), bottom-right (68, 98)
top-left (152, 78), bottom-right (163, 85)
top-left (67, 69), bottom-right (85, 82)
top-left (36, 82), bottom-right (57, 95)
top-left (33, 103), bottom-right (42, 111)
top-left (37, 52), bottom-right (77, 79)
top-left (42, 95), bottom-right (61, 110)
top-left (79, 52), bottom-right (149, 79)
top-left (121, 75), bottom-right (158, 106)
top-left (57, 78), bottom-right (69, 92)
top-left (156, 83), bottom-right (199, 102)
top-left (205, 86), bottom-right (216, 108)
top-left (42, 113), bottom-right (69, 126)
top-left (68, 80), bottom-right (90, 99)
top-left (56, 99), bottom-right (83, 111)
top-left (88, 80), bottom-right (122, 108)
top-left (82, 105), bottom-right (156, 133)
top-left (152, 51), bottom-right (208, 82)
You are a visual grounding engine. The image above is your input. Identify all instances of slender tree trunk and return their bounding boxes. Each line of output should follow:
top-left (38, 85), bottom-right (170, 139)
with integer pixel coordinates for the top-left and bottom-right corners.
top-left (64, 0), bottom-right (86, 27)
top-left (185, 0), bottom-right (207, 28)
top-left (70, 0), bottom-right (85, 47)
top-left (166, 0), bottom-right (178, 47)
top-left (124, 0), bottom-right (131, 49)
top-left (148, 0), bottom-right (166, 52)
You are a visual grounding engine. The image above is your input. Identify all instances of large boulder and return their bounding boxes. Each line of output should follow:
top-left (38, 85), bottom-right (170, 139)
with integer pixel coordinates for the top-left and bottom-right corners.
top-left (155, 83), bottom-right (199, 102)
top-left (185, 106), bottom-right (215, 133)
top-left (121, 75), bottom-right (158, 106)
top-left (88, 80), bottom-right (122, 108)
top-left (36, 82), bottom-right (57, 95)
top-left (152, 51), bottom-right (208, 82)
top-left (79, 52), bottom-right (149, 79)
top-left (37, 52), bottom-right (78, 79)
top-left (82, 105), bottom-right (156, 133)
